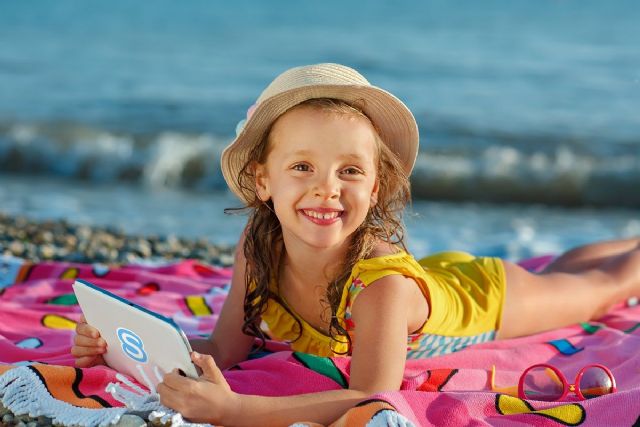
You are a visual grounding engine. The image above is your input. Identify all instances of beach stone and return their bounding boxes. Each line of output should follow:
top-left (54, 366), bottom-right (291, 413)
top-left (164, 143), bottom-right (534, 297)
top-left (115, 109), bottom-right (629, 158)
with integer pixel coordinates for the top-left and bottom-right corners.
top-left (63, 235), bottom-right (78, 248)
top-left (118, 252), bottom-right (139, 264)
top-left (54, 247), bottom-right (70, 259)
top-left (99, 232), bottom-right (119, 249)
top-left (38, 244), bottom-right (56, 259)
top-left (8, 240), bottom-right (25, 256)
top-left (37, 231), bottom-right (54, 244)
top-left (148, 414), bottom-right (172, 427)
top-left (68, 251), bottom-right (88, 263)
top-left (76, 225), bottom-right (92, 241)
top-left (219, 253), bottom-right (234, 266)
top-left (134, 240), bottom-right (152, 258)
top-left (36, 416), bottom-right (52, 426)
top-left (194, 238), bottom-right (210, 249)
top-left (114, 414), bottom-right (147, 427)
top-left (15, 413), bottom-right (32, 423)
top-left (92, 246), bottom-right (112, 262)
top-left (165, 235), bottom-right (181, 251)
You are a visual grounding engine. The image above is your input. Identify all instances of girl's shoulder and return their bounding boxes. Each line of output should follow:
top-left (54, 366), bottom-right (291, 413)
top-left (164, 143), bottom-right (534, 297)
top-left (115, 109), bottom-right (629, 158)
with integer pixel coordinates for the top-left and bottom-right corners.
top-left (351, 242), bottom-right (422, 280)
top-left (367, 241), bottom-right (406, 259)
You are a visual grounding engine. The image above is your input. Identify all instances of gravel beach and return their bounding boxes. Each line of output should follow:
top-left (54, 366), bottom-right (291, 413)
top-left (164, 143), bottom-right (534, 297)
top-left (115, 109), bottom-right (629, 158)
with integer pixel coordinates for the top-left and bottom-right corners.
top-left (0, 212), bottom-right (234, 427)
top-left (0, 213), bottom-right (235, 267)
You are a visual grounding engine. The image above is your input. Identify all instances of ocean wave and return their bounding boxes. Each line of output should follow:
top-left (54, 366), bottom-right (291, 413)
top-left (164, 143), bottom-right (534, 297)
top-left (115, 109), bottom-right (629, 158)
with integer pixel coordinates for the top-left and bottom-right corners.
top-left (1, 120), bottom-right (638, 207)
top-left (0, 120), bottom-right (228, 190)
top-left (411, 146), bottom-right (640, 207)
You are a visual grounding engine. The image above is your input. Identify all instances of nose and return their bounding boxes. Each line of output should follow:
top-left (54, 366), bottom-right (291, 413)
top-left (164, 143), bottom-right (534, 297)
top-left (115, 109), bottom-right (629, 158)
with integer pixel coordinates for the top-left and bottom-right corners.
top-left (313, 172), bottom-right (340, 200)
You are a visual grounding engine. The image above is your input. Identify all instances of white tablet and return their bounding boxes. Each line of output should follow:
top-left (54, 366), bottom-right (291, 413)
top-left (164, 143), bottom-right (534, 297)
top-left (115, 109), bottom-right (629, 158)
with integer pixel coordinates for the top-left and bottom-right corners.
top-left (72, 279), bottom-right (199, 390)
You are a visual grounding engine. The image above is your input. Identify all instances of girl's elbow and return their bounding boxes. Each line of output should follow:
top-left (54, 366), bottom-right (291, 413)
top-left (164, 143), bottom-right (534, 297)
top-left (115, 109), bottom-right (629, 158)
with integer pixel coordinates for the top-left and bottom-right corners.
top-left (348, 385), bottom-right (398, 397)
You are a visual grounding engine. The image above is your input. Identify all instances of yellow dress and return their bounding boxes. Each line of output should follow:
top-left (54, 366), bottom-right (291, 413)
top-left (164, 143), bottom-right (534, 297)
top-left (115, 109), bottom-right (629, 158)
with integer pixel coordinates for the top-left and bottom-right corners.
top-left (260, 250), bottom-right (506, 359)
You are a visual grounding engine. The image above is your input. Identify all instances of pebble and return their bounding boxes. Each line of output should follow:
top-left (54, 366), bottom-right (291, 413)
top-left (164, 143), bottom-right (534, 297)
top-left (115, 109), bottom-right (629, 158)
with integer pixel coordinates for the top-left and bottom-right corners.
top-left (115, 414), bottom-right (147, 427)
top-left (2, 412), bottom-right (14, 424)
top-left (0, 213), bottom-right (234, 267)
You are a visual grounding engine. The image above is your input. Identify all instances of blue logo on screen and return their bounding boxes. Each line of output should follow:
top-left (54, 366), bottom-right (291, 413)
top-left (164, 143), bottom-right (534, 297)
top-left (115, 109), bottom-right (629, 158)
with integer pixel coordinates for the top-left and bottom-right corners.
top-left (116, 328), bottom-right (148, 363)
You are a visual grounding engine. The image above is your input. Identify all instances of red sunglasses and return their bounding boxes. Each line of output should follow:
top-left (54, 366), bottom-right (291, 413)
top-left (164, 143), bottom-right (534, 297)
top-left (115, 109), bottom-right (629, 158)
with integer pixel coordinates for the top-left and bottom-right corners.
top-left (517, 363), bottom-right (617, 401)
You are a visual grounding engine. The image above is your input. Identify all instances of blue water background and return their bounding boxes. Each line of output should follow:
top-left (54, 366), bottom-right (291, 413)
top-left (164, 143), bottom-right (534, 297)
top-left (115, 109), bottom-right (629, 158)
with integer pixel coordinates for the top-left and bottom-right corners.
top-left (0, 1), bottom-right (639, 256)
top-left (1, 1), bottom-right (638, 139)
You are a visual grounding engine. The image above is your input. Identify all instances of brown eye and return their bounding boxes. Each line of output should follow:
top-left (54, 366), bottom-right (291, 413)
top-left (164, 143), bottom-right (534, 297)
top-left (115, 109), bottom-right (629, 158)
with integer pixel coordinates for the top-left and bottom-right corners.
top-left (342, 167), bottom-right (363, 175)
top-left (292, 163), bottom-right (310, 172)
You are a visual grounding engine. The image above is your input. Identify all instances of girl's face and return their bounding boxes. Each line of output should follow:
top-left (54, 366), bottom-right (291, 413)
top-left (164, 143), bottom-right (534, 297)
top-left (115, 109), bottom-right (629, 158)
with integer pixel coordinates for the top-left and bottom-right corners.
top-left (254, 105), bottom-right (379, 252)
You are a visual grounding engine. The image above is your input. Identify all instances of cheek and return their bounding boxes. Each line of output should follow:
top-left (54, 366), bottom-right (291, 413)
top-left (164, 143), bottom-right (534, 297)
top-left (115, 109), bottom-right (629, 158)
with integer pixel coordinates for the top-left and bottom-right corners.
top-left (268, 178), bottom-right (303, 213)
top-left (271, 176), bottom-right (301, 198)
top-left (351, 189), bottom-right (375, 215)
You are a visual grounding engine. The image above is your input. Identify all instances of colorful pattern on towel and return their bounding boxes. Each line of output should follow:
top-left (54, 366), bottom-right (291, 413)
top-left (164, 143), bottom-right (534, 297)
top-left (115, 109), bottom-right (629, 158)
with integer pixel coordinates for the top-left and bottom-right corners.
top-left (1, 254), bottom-right (640, 426)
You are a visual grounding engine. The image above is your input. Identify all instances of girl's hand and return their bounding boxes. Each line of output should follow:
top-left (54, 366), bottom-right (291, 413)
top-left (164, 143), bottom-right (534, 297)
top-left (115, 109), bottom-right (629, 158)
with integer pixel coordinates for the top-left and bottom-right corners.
top-left (157, 352), bottom-right (241, 424)
top-left (71, 314), bottom-right (107, 368)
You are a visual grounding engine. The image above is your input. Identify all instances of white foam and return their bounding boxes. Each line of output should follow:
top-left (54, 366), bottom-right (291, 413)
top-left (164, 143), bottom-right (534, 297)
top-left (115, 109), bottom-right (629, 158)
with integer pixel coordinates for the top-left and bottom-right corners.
top-left (142, 132), bottom-right (222, 188)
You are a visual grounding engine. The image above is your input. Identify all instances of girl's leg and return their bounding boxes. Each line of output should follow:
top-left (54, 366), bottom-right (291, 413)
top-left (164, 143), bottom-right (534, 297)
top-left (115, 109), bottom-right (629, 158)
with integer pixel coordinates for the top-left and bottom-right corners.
top-left (497, 246), bottom-right (640, 339)
top-left (543, 238), bottom-right (640, 273)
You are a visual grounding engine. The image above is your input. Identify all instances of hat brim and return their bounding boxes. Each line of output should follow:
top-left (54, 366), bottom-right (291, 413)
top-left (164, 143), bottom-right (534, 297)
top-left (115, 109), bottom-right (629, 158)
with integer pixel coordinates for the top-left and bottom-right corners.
top-left (221, 84), bottom-right (419, 203)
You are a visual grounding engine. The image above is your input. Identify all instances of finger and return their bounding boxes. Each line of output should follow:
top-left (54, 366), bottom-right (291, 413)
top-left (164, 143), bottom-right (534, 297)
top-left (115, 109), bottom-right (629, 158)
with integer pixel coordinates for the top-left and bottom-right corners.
top-left (157, 383), bottom-right (179, 410)
top-left (192, 352), bottom-right (225, 383)
top-left (73, 335), bottom-right (107, 348)
top-left (71, 344), bottom-right (106, 358)
top-left (157, 380), bottom-right (179, 395)
top-left (156, 381), bottom-right (168, 396)
top-left (74, 354), bottom-right (105, 368)
top-left (161, 370), bottom-right (191, 389)
top-left (75, 322), bottom-right (101, 338)
top-left (79, 314), bottom-right (87, 323)
top-left (74, 356), bottom-right (95, 368)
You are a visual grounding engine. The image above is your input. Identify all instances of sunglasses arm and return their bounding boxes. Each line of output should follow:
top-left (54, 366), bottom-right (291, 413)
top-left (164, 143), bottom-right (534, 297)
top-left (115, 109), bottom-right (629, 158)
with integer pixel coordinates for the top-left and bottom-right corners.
top-left (490, 365), bottom-right (519, 397)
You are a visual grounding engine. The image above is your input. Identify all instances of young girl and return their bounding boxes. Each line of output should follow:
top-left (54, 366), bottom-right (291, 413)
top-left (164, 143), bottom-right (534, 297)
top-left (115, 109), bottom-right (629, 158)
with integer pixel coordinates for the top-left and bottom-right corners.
top-left (71, 63), bottom-right (640, 426)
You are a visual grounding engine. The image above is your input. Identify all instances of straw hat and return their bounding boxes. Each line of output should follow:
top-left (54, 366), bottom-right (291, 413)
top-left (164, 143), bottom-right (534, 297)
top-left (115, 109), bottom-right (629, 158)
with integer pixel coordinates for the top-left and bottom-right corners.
top-left (221, 63), bottom-right (419, 203)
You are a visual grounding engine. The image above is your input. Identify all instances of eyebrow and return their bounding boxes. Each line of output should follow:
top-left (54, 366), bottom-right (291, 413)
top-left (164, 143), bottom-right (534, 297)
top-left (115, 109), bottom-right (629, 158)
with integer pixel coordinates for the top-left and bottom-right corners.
top-left (286, 150), bottom-right (367, 162)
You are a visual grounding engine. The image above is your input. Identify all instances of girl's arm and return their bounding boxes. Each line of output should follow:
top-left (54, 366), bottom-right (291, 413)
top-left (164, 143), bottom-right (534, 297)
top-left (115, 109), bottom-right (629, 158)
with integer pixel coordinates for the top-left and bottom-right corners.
top-left (159, 273), bottom-right (419, 426)
top-left (189, 229), bottom-right (255, 370)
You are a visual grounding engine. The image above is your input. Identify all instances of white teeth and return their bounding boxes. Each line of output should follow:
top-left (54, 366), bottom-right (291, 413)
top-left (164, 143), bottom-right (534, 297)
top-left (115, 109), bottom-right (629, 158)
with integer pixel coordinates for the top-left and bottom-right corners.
top-left (303, 210), bottom-right (340, 220)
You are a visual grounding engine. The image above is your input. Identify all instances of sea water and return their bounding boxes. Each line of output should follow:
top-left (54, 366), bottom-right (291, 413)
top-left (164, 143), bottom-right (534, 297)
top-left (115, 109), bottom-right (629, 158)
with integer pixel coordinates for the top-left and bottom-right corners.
top-left (0, 1), bottom-right (639, 258)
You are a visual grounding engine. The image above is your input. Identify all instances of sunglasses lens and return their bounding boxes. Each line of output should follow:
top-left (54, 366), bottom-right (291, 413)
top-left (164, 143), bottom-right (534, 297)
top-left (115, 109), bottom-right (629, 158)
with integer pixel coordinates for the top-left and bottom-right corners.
top-left (579, 367), bottom-right (614, 399)
top-left (522, 366), bottom-right (564, 401)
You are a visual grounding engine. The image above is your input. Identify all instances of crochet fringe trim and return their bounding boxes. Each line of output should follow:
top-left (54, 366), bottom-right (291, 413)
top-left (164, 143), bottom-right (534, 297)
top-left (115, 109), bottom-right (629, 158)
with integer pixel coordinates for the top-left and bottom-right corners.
top-left (0, 366), bottom-right (127, 426)
top-left (0, 366), bottom-right (210, 426)
top-left (367, 410), bottom-right (416, 427)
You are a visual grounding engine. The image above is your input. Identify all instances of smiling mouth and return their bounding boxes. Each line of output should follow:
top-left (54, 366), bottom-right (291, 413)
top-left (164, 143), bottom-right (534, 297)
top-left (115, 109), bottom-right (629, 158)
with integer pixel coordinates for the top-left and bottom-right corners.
top-left (302, 210), bottom-right (343, 220)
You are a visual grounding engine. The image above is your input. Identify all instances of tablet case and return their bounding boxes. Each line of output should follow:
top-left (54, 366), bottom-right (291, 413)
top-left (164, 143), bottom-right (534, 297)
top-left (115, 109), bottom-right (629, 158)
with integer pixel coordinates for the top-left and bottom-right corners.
top-left (72, 279), bottom-right (199, 389)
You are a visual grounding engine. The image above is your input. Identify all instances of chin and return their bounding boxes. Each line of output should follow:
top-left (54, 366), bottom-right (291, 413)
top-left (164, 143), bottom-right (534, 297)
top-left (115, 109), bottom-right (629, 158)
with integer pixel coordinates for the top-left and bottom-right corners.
top-left (304, 238), bottom-right (343, 250)
top-left (302, 232), bottom-right (356, 251)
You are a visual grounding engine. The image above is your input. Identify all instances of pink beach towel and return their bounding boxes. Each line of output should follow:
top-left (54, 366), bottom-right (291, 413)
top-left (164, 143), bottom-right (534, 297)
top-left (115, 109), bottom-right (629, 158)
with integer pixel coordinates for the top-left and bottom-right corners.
top-left (1, 255), bottom-right (639, 426)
